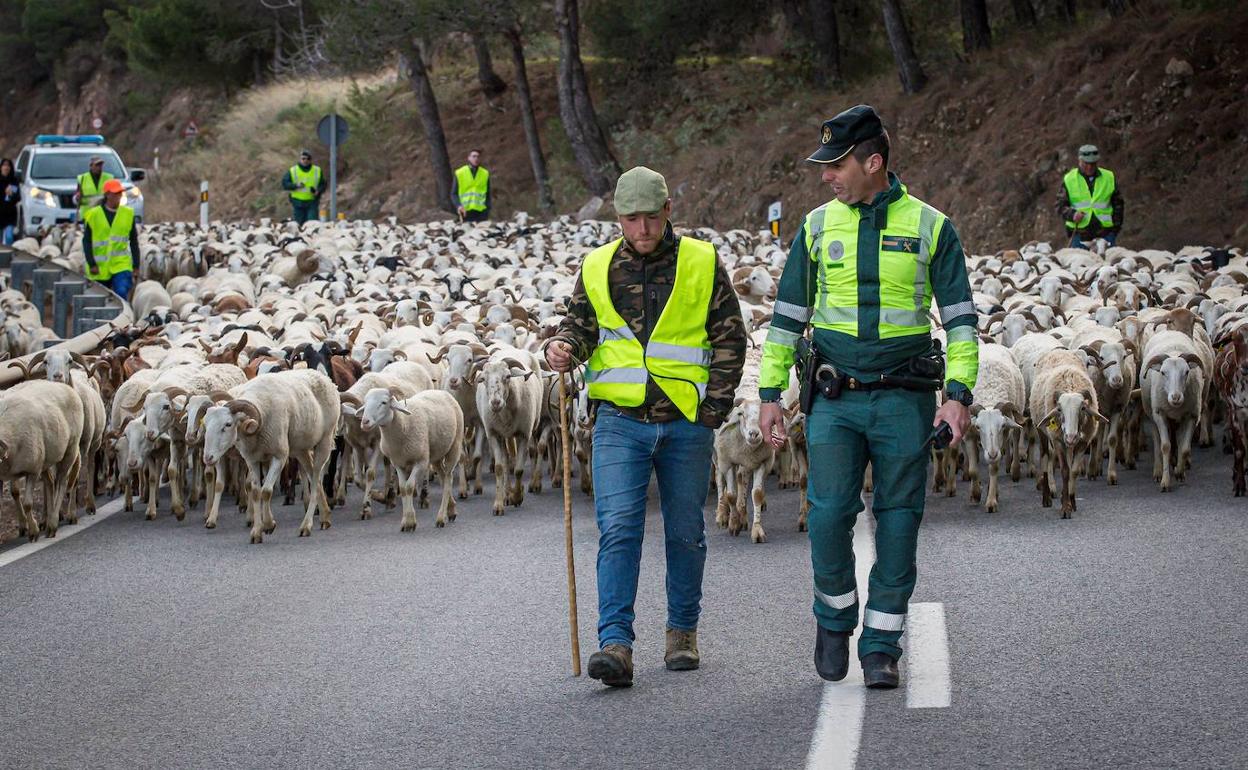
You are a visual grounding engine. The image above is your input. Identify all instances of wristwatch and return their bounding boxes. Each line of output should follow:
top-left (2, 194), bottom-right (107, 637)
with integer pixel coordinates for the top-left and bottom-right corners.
top-left (946, 389), bottom-right (973, 407)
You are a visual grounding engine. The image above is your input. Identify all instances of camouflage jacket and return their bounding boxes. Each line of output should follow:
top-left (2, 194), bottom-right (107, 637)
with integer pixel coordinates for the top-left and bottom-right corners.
top-left (552, 224), bottom-right (747, 428)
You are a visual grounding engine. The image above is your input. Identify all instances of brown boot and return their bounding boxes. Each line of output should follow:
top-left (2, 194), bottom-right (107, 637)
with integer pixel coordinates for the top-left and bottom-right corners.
top-left (587, 644), bottom-right (633, 687)
top-left (664, 627), bottom-right (700, 671)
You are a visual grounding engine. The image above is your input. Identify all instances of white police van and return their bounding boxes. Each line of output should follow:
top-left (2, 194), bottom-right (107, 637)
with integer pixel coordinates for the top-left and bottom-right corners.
top-left (13, 135), bottom-right (146, 236)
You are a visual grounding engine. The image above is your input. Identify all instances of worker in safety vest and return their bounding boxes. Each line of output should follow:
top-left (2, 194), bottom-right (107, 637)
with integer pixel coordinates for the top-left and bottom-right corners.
top-left (282, 149), bottom-right (325, 226)
top-left (74, 155), bottom-right (114, 222)
top-left (81, 178), bottom-right (140, 299)
top-left (545, 166), bottom-right (747, 688)
top-left (1056, 144), bottom-right (1123, 249)
top-left (453, 149), bottom-right (490, 222)
top-left (758, 105), bottom-right (979, 689)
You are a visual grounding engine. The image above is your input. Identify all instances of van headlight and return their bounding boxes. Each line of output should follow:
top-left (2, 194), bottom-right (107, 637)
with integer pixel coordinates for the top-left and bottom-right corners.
top-left (28, 186), bottom-right (56, 207)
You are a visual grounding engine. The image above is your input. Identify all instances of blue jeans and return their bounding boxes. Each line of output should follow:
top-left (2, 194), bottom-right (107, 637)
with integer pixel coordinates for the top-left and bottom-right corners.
top-left (1, 225), bottom-right (13, 245)
top-left (108, 270), bottom-right (133, 299)
top-left (592, 405), bottom-right (714, 649)
top-left (1070, 231), bottom-right (1116, 249)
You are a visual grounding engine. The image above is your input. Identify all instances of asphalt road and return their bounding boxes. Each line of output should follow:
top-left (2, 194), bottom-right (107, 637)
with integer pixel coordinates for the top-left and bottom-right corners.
top-left (1, 443), bottom-right (1245, 770)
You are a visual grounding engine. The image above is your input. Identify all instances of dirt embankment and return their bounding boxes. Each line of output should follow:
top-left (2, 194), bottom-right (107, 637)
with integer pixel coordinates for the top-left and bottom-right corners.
top-left (1, 6), bottom-right (1244, 252)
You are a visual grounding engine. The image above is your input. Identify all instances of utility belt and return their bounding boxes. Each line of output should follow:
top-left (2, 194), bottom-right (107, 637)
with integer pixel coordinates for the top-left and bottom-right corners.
top-left (797, 338), bottom-right (944, 415)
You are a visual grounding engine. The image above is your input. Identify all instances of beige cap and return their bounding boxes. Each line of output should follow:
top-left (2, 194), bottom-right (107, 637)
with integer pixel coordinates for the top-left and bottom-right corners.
top-left (1078, 144), bottom-right (1100, 161)
top-left (613, 166), bottom-right (669, 215)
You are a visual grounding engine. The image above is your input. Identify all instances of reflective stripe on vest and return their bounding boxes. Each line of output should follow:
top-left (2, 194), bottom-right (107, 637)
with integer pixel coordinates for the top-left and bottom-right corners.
top-left (583, 236), bottom-right (716, 421)
top-left (803, 189), bottom-right (947, 340)
top-left (290, 165), bottom-right (322, 201)
top-left (77, 171), bottom-right (114, 217)
top-left (82, 205), bottom-right (135, 282)
top-left (455, 165), bottom-right (490, 212)
top-left (1063, 167), bottom-right (1115, 229)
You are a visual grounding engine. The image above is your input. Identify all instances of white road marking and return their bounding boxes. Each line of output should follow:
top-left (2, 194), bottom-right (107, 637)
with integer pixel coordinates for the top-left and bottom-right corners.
top-left (0, 497), bottom-right (126, 569)
top-left (805, 510), bottom-right (874, 770)
top-left (904, 602), bottom-right (952, 708)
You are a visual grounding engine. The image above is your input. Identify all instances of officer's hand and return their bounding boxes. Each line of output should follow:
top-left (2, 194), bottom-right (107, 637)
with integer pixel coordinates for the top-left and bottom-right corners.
top-left (933, 400), bottom-right (971, 447)
top-left (545, 340), bottom-right (573, 373)
top-left (1072, 211), bottom-right (1085, 223)
top-left (760, 402), bottom-right (786, 448)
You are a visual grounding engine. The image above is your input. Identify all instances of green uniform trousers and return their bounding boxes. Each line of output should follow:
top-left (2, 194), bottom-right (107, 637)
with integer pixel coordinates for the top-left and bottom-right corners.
top-left (806, 387), bottom-right (935, 660)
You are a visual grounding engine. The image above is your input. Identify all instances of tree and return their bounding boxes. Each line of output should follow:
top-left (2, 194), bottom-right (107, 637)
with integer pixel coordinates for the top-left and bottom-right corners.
top-left (401, 40), bottom-right (455, 212)
top-left (960, 0), bottom-right (991, 52)
top-left (1105, 0), bottom-right (1133, 16)
top-left (471, 32), bottom-right (507, 99)
top-left (503, 22), bottom-right (554, 211)
top-left (554, 0), bottom-right (620, 197)
top-left (1011, 0), bottom-right (1037, 26)
top-left (880, 0), bottom-right (926, 94)
top-left (327, 1), bottom-right (457, 212)
top-left (808, 0), bottom-right (842, 86)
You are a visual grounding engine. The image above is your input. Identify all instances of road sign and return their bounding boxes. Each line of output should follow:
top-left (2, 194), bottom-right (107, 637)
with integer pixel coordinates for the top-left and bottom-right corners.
top-left (316, 114), bottom-right (348, 222)
top-left (183, 120), bottom-right (199, 138)
top-left (91, 117), bottom-right (103, 130)
top-left (317, 114), bottom-right (349, 147)
top-left (768, 201), bottom-right (782, 222)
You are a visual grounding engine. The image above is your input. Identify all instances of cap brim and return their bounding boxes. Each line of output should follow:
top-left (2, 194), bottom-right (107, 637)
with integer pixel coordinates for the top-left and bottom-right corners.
top-left (806, 142), bottom-right (854, 164)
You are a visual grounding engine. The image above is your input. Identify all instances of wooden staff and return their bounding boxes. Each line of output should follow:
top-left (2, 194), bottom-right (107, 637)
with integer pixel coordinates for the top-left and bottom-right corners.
top-left (558, 371), bottom-right (582, 676)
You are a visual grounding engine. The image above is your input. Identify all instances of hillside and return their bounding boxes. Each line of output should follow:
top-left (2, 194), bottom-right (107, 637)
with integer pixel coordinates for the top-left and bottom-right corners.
top-left (3, 4), bottom-right (1244, 252)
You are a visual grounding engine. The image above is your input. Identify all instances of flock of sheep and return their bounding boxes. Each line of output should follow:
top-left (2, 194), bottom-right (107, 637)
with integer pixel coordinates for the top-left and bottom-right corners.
top-left (0, 217), bottom-right (1243, 546)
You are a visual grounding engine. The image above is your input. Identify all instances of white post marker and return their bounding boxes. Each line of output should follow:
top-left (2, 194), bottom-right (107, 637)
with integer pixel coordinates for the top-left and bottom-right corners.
top-left (199, 180), bottom-right (209, 229)
top-left (905, 602), bottom-right (952, 708)
top-left (805, 511), bottom-right (874, 770)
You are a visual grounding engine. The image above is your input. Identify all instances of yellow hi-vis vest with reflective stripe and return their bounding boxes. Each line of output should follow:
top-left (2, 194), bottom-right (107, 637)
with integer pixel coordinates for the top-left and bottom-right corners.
top-left (289, 164), bottom-right (322, 201)
top-left (77, 171), bottom-right (114, 219)
top-left (82, 204), bottom-right (135, 282)
top-left (1063, 167), bottom-right (1115, 229)
top-left (455, 165), bottom-right (489, 212)
top-left (804, 190), bottom-right (947, 341)
top-left (583, 237), bottom-right (716, 422)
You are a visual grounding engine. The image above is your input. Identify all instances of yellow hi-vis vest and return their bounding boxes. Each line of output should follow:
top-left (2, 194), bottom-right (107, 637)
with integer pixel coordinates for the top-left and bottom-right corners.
top-left (583, 237), bottom-right (716, 422)
top-left (1063, 167), bottom-right (1115, 230)
top-left (454, 165), bottom-right (489, 212)
top-left (82, 204), bottom-right (135, 282)
top-left (803, 189), bottom-right (947, 340)
top-left (77, 171), bottom-right (114, 219)
top-left (289, 164), bottom-right (322, 201)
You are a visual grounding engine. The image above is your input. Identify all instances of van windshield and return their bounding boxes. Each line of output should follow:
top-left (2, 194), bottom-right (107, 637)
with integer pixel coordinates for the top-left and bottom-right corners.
top-left (30, 152), bottom-right (125, 180)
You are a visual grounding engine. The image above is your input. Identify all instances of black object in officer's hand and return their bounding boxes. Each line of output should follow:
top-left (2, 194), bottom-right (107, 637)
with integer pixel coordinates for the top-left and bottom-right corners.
top-left (928, 421), bottom-right (953, 450)
top-left (796, 338), bottom-right (818, 415)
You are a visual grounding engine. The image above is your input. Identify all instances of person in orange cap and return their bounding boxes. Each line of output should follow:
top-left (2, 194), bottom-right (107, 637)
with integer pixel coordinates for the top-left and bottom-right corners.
top-left (81, 178), bottom-right (140, 299)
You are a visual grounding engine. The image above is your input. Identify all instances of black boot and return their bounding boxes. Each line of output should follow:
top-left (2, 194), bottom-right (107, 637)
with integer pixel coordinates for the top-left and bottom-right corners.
top-left (861, 652), bottom-right (899, 689)
top-left (814, 626), bottom-right (850, 681)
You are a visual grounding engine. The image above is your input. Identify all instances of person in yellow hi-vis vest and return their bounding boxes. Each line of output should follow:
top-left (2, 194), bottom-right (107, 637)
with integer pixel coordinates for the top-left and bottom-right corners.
top-left (758, 105), bottom-right (979, 689)
top-left (545, 167), bottom-right (747, 688)
top-left (453, 149), bottom-right (490, 222)
top-left (282, 149), bottom-right (325, 226)
top-left (73, 155), bottom-right (114, 222)
top-left (1056, 144), bottom-right (1123, 249)
top-left (81, 179), bottom-right (140, 299)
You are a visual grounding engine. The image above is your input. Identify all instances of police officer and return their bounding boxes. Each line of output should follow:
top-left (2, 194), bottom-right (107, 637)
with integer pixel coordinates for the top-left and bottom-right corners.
top-left (1056, 144), bottom-right (1123, 249)
top-left (81, 178), bottom-right (140, 299)
top-left (74, 155), bottom-right (114, 222)
top-left (453, 149), bottom-right (490, 222)
top-left (758, 105), bottom-right (978, 689)
top-left (282, 150), bottom-right (325, 225)
top-left (545, 166), bottom-right (746, 688)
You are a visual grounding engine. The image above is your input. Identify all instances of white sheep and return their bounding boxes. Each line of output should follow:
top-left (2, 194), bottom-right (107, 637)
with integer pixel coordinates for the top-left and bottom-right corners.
top-left (350, 388), bottom-right (464, 530)
top-left (1029, 349), bottom-right (1106, 518)
top-left (714, 398), bottom-right (775, 543)
top-left (201, 369), bottom-right (339, 543)
top-left (0, 380), bottom-right (85, 539)
top-left (474, 348), bottom-right (543, 516)
top-left (1139, 330), bottom-right (1205, 492)
top-left (966, 343), bottom-right (1027, 513)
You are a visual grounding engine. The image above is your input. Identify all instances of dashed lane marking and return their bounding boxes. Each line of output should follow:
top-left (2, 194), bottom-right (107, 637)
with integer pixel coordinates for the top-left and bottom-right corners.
top-left (905, 602), bottom-right (952, 709)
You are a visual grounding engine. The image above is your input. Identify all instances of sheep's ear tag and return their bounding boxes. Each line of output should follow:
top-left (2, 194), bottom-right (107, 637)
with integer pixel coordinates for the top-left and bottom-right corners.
top-left (1048, 418), bottom-right (1058, 430)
